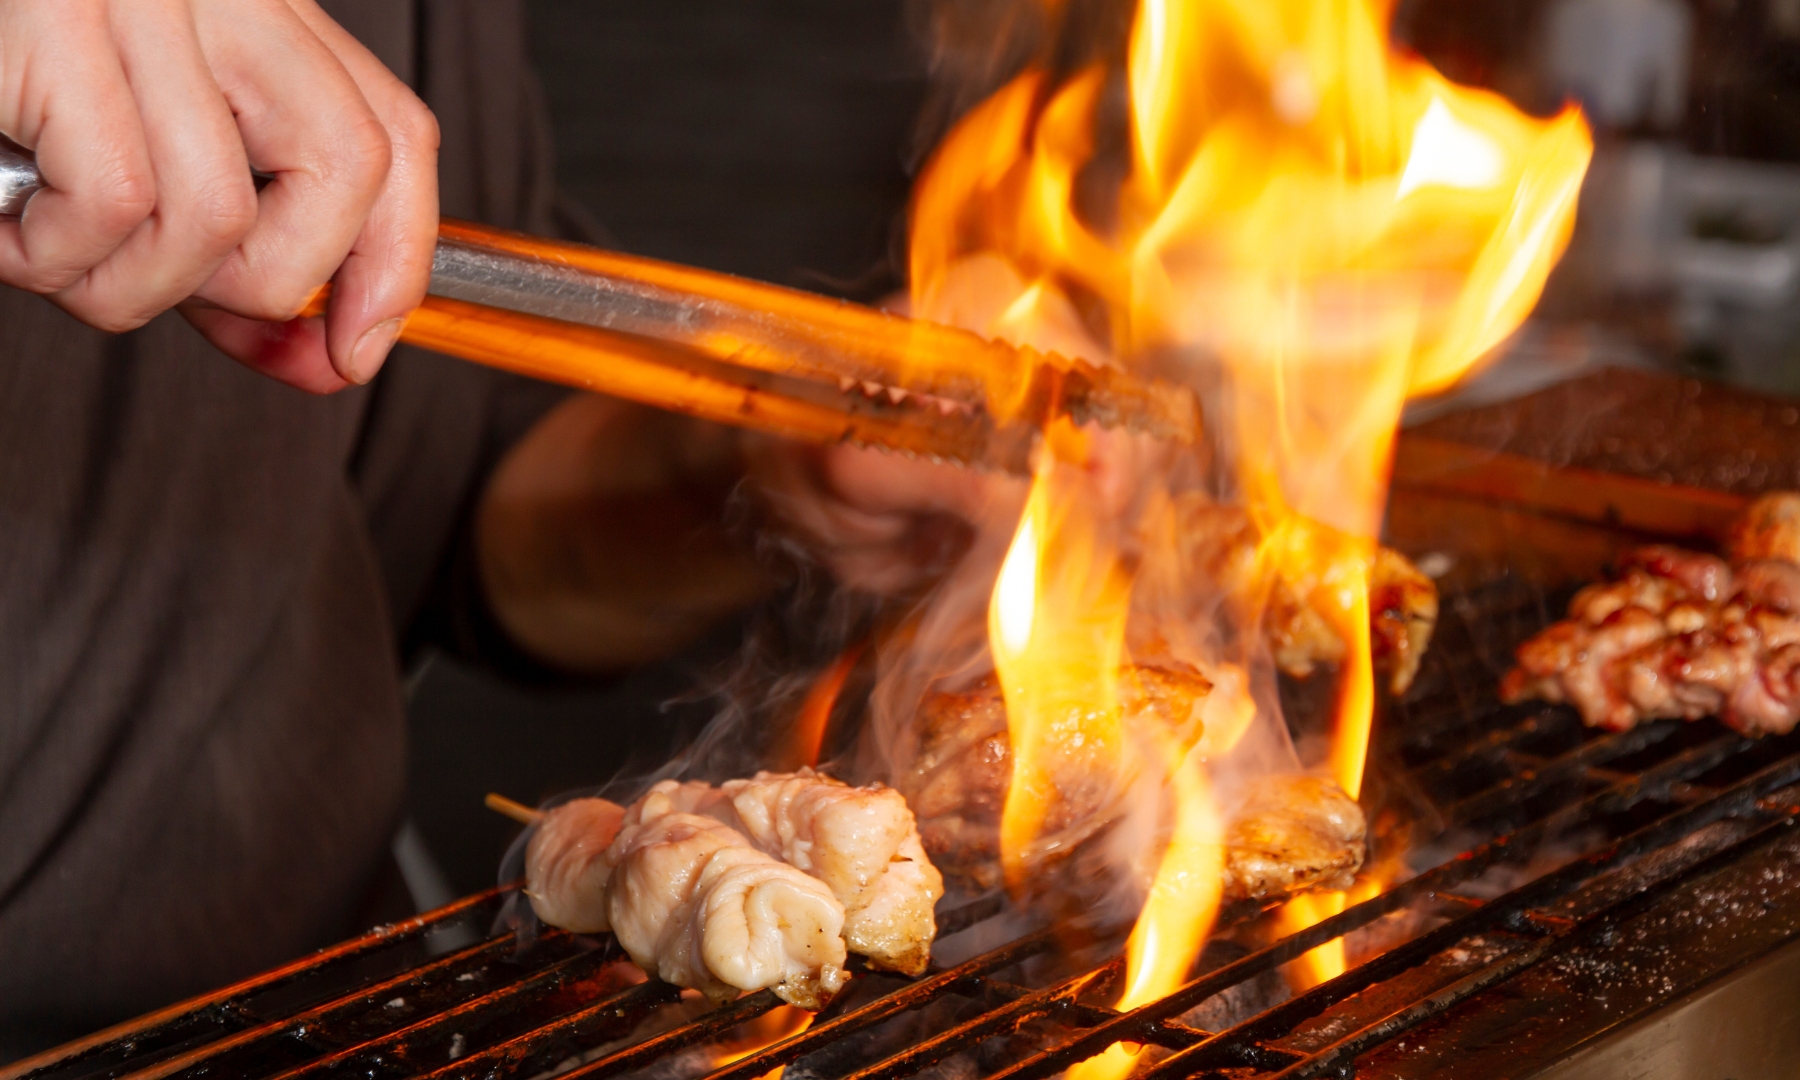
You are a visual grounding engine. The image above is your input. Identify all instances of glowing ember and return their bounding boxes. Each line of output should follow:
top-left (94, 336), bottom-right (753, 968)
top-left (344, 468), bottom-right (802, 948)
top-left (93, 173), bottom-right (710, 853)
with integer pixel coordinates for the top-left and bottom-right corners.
top-left (910, 0), bottom-right (1591, 1068)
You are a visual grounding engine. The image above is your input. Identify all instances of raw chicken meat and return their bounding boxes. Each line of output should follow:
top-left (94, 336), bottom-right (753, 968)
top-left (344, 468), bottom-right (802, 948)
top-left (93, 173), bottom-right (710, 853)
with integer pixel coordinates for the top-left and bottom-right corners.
top-left (523, 771), bottom-right (946, 1000)
top-left (523, 797), bottom-right (627, 933)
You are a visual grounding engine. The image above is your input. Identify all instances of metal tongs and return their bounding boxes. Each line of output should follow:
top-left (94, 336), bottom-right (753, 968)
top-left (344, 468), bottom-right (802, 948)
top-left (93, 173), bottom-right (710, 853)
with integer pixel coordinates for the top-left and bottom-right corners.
top-left (0, 139), bottom-right (1197, 474)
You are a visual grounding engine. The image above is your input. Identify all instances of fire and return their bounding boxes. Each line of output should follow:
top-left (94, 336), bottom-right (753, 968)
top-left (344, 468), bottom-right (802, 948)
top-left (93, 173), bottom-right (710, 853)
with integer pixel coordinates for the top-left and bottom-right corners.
top-left (1068, 739), bottom-right (1223, 1080)
top-left (710, 1005), bottom-right (814, 1080)
top-left (913, 0), bottom-right (1590, 1072)
top-left (1276, 874), bottom-right (1387, 989)
top-left (785, 645), bottom-right (865, 771)
top-left (989, 420), bottom-right (1134, 887)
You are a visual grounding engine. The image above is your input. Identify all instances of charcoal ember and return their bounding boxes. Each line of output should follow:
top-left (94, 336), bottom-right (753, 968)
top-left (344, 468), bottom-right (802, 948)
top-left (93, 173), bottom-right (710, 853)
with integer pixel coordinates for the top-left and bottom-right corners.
top-left (1503, 504), bottom-right (1800, 736)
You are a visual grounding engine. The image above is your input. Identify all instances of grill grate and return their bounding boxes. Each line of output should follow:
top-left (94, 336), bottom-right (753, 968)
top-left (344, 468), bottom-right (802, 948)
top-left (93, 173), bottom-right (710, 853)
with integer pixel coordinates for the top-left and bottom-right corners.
top-left (10, 574), bottom-right (1800, 1080)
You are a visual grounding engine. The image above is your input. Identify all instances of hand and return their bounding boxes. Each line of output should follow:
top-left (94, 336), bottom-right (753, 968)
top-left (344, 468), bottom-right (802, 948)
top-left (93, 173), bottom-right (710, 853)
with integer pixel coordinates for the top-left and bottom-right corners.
top-left (478, 397), bottom-right (773, 674)
top-left (742, 438), bottom-right (1014, 596)
top-left (0, 0), bottom-right (438, 392)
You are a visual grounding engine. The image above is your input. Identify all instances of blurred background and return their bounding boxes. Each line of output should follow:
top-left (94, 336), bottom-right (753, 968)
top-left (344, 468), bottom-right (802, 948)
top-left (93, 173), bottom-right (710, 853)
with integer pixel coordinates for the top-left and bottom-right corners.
top-left (402, 0), bottom-right (1800, 904)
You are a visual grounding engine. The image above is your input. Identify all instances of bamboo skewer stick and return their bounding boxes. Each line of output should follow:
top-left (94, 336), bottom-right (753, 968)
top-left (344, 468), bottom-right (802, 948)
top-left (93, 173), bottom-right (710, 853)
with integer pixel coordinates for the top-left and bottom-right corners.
top-left (485, 792), bottom-right (543, 825)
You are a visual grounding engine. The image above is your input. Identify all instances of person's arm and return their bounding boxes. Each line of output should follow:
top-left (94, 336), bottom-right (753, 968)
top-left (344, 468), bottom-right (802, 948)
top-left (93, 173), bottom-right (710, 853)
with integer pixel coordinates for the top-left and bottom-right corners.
top-left (0, 0), bottom-right (436, 392)
top-left (474, 394), bottom-right (771, 674)
top-left (473, 394), bottom-right (1007, 674)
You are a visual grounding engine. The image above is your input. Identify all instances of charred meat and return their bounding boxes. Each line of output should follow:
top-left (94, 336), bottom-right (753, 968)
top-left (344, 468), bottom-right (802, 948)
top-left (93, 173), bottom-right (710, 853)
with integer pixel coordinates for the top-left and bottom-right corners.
top-left (896, 662), bottom-right (1367, 898)
top-left (1222, 775), bottom-right (1366, 900)
top-left (898, 662), bottom-right (1210, 889)
top-left (1503, 494), bottom-right (1800, 737)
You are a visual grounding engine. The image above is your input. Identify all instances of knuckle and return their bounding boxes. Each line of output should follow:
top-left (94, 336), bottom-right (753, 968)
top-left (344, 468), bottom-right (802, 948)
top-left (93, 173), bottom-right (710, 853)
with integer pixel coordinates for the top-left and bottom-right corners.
top-left (18, 266), bottom-right (84, 295)
top-left (337, 113), bottom-right (394, 192)
top-left (184, 175), bottom-right (259, 253)
top-left (90, 308), bottom-right (156, 334)
top-left (58, 293), bottom-right (158, 334)
top-left (397, 99), bottom-right (441, 154)
top-left (92, 162), bottom-right (157, 236)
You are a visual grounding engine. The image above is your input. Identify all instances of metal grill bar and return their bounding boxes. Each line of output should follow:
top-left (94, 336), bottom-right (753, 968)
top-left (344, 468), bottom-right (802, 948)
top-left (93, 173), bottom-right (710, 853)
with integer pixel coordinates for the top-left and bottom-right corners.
top-left (690, 931), bottom-right (1057, 1080)
top-left (119, 934), bottom-right (534, 1080)
top-left (16, 579), bottom-right (1800, 1080)
top-left (838, 961), bottom-right (1121, 1080)
top-left (405, 977), bottom-right (696, 1080)
top-left (1135, 755), bottom-right (1800, 1080)
top-left (263, 947), bottom-right (657, 1080)
top-left (0, 887), bottom-right (507, 1080)
top-left (974, 726), bottom-right (1764, 1080)
top-left (1264, 808), bottom-right (1800, 1080)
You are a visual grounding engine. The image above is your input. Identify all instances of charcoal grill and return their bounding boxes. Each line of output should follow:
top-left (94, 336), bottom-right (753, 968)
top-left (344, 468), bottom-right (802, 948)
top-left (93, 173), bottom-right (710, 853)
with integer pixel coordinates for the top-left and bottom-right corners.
top-left (9, 369), bottom-right (1800, 1080)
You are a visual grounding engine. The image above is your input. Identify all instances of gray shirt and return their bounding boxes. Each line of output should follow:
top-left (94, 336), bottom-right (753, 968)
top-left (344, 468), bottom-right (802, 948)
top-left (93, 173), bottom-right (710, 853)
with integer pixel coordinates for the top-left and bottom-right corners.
top-left (0, 0), bottom-right (562, 1054)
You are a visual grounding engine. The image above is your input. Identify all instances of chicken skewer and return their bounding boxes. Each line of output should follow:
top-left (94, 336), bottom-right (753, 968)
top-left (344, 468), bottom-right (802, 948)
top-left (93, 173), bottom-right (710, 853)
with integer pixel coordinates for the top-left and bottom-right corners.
top-left (512, 768), bottom-right (945, 1001)
top-left (519, 789), bottom-right (849, 1008)
top-left (1503, 492), bottom-right (1800, 736)
top-left (716, 770), bottom-right (945, 977)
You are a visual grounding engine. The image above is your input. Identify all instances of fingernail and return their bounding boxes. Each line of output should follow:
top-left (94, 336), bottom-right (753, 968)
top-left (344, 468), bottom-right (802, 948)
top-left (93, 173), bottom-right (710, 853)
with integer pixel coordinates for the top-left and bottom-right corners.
top-left (345, 318), bottom-right (404, 385)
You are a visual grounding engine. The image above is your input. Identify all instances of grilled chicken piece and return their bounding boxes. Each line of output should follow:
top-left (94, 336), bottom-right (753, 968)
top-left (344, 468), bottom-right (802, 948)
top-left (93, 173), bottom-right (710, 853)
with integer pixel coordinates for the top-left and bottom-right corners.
top-left (1221, 776), bottom-right (1366, 900)
top-left (899, 662), bottom-right (1212, 889)
top-left (526, 773), bottom-right (944, 986)
top-left (897, 664), bottom-right (1366, 898)
top-left (720, 770), bottom-right (944, 976)
top-left (524, 784), bottom-right (850, 1007)
top-left (607, 812), bottom-right (848, 1008)
top-left (1729, 492), bottom-right (1800, 566)
top-left (1503, 519), bottom-right (1800, 736)
top-left (1173, 496), bottom-right (1439, 694)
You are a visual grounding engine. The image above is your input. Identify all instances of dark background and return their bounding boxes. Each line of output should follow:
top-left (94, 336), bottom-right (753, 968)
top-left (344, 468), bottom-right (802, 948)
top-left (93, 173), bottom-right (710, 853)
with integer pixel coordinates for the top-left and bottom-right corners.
top-left (405, 0), bottom-right (1800, 899)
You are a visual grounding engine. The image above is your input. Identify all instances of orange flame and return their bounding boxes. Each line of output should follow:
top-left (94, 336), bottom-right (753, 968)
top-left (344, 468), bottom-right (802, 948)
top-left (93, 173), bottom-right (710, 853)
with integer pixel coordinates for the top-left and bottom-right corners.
top-left (710, 1005), bottom-right (814, 1080)
top-left (989, 420), bottom-right (1135, 888)
top-left (786, 645), bottom-right (865, 771)
top-left (915, 0), bottom-right (1590, 1072)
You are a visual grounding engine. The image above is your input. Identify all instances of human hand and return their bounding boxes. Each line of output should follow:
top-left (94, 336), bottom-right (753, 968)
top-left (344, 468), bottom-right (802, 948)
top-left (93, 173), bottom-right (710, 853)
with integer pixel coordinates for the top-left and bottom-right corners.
top-left (742, 437), bottom-right (1017, 596)
top-left (0, 0), bottom-right (437, 392)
